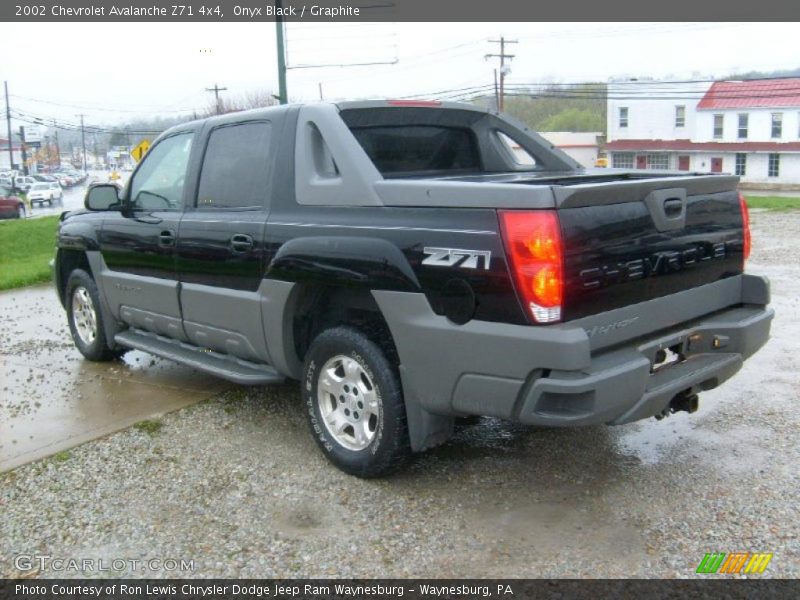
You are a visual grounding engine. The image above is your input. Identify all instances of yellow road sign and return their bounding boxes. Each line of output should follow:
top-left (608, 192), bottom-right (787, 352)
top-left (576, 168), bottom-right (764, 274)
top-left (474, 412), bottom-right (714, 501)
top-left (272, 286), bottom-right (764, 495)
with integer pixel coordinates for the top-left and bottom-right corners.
top-left (130, 139), bottom-right (151, 163)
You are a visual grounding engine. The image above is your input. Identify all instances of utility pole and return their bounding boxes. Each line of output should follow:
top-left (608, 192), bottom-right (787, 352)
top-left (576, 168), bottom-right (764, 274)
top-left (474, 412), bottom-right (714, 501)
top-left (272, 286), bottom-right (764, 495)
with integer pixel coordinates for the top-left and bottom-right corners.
top-left (18, 126), bottom-right (28, 175)
top-left (486, 37), bottom-right (517, 111)
top-left (4, 81), bottom-right (13, 171)
top-left (77, 114), bottom-right (87, 171)
top-left (275, 1), bottom-right (288, 104)
top-left (206, 83), bottom-right (228, 114)
top-left (493, 70), bottom-right (499, 111)
top-left (52, 119), bottom-right (61, 168)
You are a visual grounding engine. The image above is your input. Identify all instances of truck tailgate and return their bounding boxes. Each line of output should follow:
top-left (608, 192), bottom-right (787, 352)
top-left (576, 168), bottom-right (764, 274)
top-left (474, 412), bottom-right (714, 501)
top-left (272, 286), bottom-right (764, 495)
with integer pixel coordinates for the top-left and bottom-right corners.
top-left (555, 176), bottom-right (745, 321)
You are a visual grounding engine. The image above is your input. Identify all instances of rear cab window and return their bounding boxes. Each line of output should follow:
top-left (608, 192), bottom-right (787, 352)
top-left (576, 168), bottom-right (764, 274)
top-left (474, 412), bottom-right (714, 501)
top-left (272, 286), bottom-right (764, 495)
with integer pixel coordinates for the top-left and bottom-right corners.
top-left (339, 105), bottom-right (557, 178)
top-left (350, 125), bottom-right (480, 176)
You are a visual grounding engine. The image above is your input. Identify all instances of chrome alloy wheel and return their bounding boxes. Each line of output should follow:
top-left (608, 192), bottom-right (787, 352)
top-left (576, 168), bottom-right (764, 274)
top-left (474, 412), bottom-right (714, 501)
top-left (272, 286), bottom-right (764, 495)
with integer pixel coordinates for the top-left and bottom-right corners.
top-left (317, 355), bottom-right (380, 451)
top-left (71, 286), bottom-right (98, 346)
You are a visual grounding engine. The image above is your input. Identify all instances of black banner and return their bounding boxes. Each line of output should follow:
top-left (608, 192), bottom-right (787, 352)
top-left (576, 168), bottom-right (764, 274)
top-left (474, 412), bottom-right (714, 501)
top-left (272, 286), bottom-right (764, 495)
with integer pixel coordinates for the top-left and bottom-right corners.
top-left (1, 580), bottom-right (799, 600)
top-left (2, 0), bottom-right (800, 22)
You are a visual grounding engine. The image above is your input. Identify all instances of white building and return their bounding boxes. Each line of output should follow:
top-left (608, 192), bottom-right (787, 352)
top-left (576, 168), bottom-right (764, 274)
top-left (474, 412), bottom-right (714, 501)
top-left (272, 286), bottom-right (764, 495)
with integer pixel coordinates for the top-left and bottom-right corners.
top-left (606, 78), bottom-right (800, 188)
top-left (539, 131), bottom-right (603, 168)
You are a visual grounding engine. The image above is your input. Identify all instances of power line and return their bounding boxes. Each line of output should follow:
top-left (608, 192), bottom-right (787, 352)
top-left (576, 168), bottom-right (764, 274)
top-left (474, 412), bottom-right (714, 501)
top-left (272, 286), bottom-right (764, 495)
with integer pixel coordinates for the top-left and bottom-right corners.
top-left (8, 93), bottom-right (202, 114)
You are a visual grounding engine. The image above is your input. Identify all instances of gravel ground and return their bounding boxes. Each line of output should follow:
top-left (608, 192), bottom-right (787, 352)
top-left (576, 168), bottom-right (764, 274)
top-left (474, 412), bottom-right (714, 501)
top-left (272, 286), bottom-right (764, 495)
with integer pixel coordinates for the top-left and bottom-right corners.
top-left (1, 211), bottom-right (798, 579)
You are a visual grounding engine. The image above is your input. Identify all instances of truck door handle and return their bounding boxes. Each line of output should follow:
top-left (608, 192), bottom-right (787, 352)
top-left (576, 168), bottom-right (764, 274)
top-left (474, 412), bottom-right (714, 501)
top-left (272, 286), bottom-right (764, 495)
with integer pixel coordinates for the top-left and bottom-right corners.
top-left (230, 234), bottom-right (254, 253)
top-left (158, 230), bottom-right (176, 247)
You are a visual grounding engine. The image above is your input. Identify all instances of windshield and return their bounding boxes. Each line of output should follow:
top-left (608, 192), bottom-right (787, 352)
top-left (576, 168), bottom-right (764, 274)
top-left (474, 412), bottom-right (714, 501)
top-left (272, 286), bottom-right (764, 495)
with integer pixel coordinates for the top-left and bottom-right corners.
top-left (31, 183), bottom-right (48, 191)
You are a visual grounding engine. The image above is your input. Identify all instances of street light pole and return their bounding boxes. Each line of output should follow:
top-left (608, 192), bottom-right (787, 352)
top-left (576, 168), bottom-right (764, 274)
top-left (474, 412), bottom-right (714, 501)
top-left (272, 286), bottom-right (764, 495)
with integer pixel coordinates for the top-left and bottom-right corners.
top-left (77, 114), bottom-right (87, 171)
top-left (54, 127), bottom-right (60, 168)
top-left (4, 81), bottom-right (14, 171)
top-left (275, 0), bottom-right (288, 104)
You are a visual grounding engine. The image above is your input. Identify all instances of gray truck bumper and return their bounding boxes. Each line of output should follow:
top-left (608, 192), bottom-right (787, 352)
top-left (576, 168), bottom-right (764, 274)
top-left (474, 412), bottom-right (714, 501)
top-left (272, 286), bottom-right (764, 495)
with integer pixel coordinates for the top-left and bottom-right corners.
top-left (373, 274), bottom-right (773, 450)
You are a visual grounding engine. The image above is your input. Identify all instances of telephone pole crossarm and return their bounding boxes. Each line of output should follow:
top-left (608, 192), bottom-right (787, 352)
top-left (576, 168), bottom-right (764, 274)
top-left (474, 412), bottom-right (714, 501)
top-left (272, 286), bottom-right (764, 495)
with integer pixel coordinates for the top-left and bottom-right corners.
top-left (206, 83), bottom-right (228, 114)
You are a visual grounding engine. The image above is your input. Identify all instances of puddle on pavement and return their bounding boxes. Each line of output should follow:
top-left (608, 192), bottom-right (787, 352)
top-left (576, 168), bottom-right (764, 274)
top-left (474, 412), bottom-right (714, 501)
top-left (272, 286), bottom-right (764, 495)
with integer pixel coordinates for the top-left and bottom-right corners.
top-left (0, 285), bottom-right (229, 471)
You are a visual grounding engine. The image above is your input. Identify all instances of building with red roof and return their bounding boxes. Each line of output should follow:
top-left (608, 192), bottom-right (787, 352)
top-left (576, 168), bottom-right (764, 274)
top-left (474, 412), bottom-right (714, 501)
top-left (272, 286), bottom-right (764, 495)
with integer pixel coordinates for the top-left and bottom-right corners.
top-left (606, 78), bottom-right (800, 188)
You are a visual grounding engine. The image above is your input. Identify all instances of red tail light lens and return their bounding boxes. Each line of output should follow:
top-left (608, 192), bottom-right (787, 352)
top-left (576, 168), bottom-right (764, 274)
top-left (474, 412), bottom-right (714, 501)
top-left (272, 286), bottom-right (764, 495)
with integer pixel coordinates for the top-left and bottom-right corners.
top-left (738, 191), bottom-right (751, 263)
top-left (498, 210), bottom-right (564, 324)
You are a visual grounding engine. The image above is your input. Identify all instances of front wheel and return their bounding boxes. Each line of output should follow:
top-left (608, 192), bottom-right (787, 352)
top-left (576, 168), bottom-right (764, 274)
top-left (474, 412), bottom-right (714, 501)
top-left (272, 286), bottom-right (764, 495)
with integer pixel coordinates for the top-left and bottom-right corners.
top-left (303, 327), bottom-right (411, 478)
top-left (66, 269), bottom-right (121, 362)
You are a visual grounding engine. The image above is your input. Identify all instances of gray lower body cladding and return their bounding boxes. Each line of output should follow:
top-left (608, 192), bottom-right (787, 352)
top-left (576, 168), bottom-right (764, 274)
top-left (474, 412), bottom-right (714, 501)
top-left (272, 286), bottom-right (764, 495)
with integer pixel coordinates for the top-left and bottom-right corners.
top-left (373, 274), bottom-right (772, 442)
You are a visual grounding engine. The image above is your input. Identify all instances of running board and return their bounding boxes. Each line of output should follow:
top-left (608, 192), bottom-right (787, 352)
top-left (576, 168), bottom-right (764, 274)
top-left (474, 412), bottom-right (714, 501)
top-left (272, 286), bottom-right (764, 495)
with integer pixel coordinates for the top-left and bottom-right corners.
top-left (114, 329), bottom-right (285, 385)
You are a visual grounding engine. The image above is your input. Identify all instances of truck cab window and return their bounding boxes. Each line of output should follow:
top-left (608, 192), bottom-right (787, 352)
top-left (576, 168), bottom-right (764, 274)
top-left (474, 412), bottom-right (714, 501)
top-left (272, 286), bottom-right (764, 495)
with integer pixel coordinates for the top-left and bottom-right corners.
top-left (196, 122), bottom-right (272, 209)
top-left (129, 133), bottom-right (193, 210)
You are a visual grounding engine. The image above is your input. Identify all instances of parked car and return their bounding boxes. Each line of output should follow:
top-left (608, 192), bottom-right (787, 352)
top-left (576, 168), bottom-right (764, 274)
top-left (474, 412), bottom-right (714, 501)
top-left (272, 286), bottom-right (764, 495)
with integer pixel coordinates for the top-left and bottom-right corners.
top-left (0, 174), bottom-right (34, 193)
top-left (55, 173), bottom-right (75, 187)
top-left (12, 175), bottom-right (36, 193)
top-left (33, 174), bottom-right (58, 182)
top-left (0, 186), bottom-right (26, 219)
top-left (55, 100), bottom-right (773, 477)
top-left (28, 182), bottom-right (64, 207)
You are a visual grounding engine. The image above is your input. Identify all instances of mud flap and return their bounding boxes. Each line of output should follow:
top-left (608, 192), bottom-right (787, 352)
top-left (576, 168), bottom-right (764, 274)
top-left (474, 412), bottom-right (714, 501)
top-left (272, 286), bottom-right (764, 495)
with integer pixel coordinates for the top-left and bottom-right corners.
top-left (400, 365), bottom-right (454, 452)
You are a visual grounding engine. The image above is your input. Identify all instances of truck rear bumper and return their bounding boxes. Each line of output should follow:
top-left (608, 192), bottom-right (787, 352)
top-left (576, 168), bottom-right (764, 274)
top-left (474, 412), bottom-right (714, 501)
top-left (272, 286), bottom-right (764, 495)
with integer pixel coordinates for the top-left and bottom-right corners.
top-left (516, 304), bottom-right (772, 426)
top-left (373, 274), bottom-right (772, 449)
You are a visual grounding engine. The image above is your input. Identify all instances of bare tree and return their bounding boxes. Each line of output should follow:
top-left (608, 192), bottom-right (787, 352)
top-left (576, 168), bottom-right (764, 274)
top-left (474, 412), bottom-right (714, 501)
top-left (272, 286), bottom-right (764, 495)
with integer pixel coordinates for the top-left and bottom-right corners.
top-left (203, 89), bottom-right (279, 117)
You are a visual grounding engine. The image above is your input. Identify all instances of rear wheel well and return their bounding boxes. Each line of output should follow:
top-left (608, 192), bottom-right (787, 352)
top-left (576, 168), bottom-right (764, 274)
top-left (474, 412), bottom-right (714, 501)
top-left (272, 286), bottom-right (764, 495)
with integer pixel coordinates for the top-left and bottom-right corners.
top-left (292, 285), bottom-right (399, 368)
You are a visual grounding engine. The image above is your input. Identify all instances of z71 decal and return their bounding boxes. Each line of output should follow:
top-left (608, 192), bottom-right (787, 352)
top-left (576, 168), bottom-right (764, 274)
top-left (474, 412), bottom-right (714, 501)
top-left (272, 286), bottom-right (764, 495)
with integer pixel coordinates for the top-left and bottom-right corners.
top-left (422, 247), bottom-right (492, 270)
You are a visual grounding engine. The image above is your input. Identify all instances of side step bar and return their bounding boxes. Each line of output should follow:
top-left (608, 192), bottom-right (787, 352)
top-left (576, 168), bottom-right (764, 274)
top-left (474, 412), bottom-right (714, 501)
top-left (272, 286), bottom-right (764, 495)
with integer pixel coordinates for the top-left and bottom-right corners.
top-left (115, 329), bottom-right (285, 385)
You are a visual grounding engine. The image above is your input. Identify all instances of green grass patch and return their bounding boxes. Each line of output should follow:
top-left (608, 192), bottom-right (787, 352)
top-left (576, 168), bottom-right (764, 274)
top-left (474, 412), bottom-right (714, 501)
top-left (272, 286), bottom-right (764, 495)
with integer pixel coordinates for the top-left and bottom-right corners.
top-left (0, 215), bottom-right (59, 290)
top-left (52, 450), bottom-right (71, 462)
top-left (744, 196), bottom-right (800, 211)
top-left (134, 419), bottom-right (164, 435)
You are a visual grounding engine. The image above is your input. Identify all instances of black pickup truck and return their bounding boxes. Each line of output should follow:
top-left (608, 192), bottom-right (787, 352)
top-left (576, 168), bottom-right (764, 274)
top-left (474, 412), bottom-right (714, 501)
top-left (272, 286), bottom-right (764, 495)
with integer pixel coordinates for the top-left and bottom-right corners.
top-left (53, 100), bottom-right (773, 477)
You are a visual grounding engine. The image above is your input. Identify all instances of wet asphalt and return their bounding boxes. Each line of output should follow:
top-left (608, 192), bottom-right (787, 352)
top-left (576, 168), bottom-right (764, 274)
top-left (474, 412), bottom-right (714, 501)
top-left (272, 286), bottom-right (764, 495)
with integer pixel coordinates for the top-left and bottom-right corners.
top-left (0, 210), bottom-right (797, 578)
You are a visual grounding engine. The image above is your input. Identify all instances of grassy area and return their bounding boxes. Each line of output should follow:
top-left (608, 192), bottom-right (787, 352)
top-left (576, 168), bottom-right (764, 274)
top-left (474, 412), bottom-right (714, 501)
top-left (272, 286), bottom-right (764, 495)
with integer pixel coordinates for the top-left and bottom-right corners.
top-left (0, 215), bottom-right (59, 291)
top-left (744, 195), bottom-right (800, 211)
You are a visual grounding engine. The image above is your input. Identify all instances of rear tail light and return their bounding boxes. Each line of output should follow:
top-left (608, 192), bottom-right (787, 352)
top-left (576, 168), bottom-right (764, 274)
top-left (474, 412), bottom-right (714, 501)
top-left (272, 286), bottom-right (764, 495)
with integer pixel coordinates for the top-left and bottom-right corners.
top-left (738, 191), bottom-right (751, 264)
top-left (498, 210), bottom-right (564, 324)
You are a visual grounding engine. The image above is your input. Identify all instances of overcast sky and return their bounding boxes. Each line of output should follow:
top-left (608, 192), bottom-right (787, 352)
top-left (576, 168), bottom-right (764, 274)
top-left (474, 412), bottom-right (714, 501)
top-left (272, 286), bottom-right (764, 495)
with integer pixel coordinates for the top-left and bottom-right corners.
top-left (0, 22), bottom-right (798, 132)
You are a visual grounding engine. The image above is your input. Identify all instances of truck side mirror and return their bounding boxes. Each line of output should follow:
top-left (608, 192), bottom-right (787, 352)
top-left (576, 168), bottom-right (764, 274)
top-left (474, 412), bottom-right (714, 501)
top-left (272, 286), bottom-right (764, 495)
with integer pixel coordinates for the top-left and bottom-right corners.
top-left (85, 184), bottom-right (120, 211)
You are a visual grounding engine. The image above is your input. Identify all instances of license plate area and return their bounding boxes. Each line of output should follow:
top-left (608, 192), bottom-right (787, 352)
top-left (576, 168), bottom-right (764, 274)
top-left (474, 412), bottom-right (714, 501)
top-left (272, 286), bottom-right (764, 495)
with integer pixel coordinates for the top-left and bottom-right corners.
top-left (651, 342), bottom-right (686, 373)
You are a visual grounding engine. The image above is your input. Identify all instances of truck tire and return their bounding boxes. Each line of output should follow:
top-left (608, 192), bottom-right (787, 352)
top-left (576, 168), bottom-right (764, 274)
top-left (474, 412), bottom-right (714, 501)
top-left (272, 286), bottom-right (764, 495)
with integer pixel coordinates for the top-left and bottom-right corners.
top-left (65, 269), bottom-right (121, 362)
top-left (303, 327), bottom-right (411, 478)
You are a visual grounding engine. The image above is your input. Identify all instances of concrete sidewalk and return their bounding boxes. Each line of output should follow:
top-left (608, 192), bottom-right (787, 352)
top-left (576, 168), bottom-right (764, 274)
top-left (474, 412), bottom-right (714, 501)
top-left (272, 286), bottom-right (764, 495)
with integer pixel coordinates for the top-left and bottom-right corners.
top-left (0, 284), bottom-right (229, 471)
